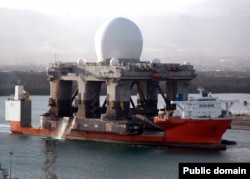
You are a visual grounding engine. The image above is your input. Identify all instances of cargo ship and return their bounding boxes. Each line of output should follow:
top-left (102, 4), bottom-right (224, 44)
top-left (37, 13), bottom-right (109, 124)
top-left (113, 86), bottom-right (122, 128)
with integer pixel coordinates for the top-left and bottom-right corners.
top-left (5, 17), bottom-right (238, 150)
top-left (5, 84), bottom-right (237, 150)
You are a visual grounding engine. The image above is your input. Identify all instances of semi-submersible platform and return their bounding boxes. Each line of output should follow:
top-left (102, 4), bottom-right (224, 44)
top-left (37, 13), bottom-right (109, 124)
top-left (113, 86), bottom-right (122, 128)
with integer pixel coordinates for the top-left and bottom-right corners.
top-left (5, 17), bottom-right (235, 150)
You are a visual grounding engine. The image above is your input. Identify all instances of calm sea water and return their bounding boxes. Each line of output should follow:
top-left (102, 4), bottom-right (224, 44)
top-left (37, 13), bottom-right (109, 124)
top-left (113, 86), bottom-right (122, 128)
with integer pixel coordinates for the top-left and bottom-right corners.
top-left (0, 94), bottom-right (250, 179)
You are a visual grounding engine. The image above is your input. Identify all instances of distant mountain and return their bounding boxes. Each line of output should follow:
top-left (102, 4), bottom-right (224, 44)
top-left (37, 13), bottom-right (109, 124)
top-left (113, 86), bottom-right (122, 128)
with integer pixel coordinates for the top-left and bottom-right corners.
top-left (0, 8), bottom-right (250, 71)
top-left (0, 8), bottom-right (103, 64)
top-left (1, 70), bottom-right (250, 95)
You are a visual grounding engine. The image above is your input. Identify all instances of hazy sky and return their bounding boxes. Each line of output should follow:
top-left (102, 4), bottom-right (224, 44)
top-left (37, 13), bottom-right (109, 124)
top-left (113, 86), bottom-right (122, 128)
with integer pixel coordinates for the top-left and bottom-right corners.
top-left (1, 0), bottom-right (250, 65)
top-left (0, 0), bottom-right (216, 17)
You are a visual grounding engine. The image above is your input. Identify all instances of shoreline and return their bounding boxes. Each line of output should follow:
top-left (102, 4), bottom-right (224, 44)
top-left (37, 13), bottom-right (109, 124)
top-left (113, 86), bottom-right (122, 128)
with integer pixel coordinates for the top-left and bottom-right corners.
top-left (231, 116), bottom-right (250, 131)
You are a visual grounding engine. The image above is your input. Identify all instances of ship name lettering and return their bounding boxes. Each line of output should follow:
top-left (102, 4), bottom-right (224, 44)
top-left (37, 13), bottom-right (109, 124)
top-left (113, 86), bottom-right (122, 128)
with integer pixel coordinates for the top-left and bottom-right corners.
top-left (199, 104), bottom-right (214, 108)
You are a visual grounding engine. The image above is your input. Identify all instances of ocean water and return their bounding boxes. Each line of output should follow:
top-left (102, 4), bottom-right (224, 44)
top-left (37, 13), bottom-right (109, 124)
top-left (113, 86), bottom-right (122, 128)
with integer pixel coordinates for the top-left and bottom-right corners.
top-left (0, 95), bottom-right (250, 179)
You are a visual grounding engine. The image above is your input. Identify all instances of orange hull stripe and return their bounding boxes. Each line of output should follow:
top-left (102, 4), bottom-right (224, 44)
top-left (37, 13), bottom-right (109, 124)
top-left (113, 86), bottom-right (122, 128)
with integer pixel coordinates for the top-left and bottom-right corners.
top-left (10, 121), bottom-right (56, 136)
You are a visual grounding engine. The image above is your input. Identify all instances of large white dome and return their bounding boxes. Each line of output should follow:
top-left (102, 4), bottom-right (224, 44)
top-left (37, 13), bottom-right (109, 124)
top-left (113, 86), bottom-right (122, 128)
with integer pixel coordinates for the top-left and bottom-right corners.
top-left (95, 17), bottom-right (143, 62)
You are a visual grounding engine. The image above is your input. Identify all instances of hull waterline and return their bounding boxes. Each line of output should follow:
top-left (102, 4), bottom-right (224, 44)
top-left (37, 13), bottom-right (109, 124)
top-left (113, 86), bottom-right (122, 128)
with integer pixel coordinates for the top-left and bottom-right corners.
top-left (9, 120), bottom-right (230, 150)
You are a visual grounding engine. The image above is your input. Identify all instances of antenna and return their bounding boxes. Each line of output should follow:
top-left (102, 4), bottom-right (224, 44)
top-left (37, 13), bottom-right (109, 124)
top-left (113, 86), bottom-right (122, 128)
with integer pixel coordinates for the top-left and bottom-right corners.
top-left (197, 85), bottom-right (204, 96)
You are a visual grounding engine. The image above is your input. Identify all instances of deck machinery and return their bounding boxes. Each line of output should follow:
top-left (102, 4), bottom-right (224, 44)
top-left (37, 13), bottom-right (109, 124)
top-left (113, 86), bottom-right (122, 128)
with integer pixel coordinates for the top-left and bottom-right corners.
top-left (41, 59), bottom-right (196, 135)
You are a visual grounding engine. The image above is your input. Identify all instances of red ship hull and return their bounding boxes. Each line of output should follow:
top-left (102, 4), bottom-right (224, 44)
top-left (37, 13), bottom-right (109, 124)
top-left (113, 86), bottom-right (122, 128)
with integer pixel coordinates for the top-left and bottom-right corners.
top-left (9, 117), bottom-right (232, 150)
top-left (10, 121), bottom-right (56, 136)
top-left (154, 117), bottom-right (232, 144)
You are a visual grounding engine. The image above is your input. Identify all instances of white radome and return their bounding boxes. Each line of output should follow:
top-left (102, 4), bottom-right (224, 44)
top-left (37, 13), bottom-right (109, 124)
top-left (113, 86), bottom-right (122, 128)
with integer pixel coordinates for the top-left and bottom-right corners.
top-left (152, 58), bottom-right (161, 64)
top-left (110, 57), bottom-right (119, 66)
top-left (95, 17), bottom-right (143, 62)
top-left (77, 58), bottom-right (86, 66)
top-left (183, 61), bottom-right (191, 66)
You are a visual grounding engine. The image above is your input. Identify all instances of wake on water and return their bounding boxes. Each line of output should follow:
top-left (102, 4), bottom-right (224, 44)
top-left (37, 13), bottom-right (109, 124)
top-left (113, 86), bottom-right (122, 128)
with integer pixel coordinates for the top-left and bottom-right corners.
top-left (54, 117), bottom-right (75, 140)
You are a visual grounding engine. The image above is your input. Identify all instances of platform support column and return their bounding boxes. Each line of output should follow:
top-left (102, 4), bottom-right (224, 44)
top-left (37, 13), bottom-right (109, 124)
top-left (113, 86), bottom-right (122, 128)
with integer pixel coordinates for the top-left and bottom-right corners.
top-left (77, 80), bottom-right (102, 118)
top-left (49, 80), bottom-right (73, 117)
top-left (137, 80), bottom-right (158, 109)
top-left (166, 80), bottom-right (190, 101)
top-left (103, 80), bottom-right (131, 120)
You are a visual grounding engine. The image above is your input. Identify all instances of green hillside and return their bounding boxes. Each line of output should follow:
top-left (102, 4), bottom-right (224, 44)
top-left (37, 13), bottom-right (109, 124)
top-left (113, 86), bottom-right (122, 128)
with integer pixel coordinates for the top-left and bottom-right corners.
top-left (1, 71), bottom-right (250, 96)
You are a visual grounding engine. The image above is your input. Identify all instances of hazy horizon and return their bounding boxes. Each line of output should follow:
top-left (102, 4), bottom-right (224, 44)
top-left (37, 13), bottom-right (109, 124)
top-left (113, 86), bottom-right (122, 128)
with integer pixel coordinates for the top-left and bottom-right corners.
top-left (0, 0), bottom-right (250, 66)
